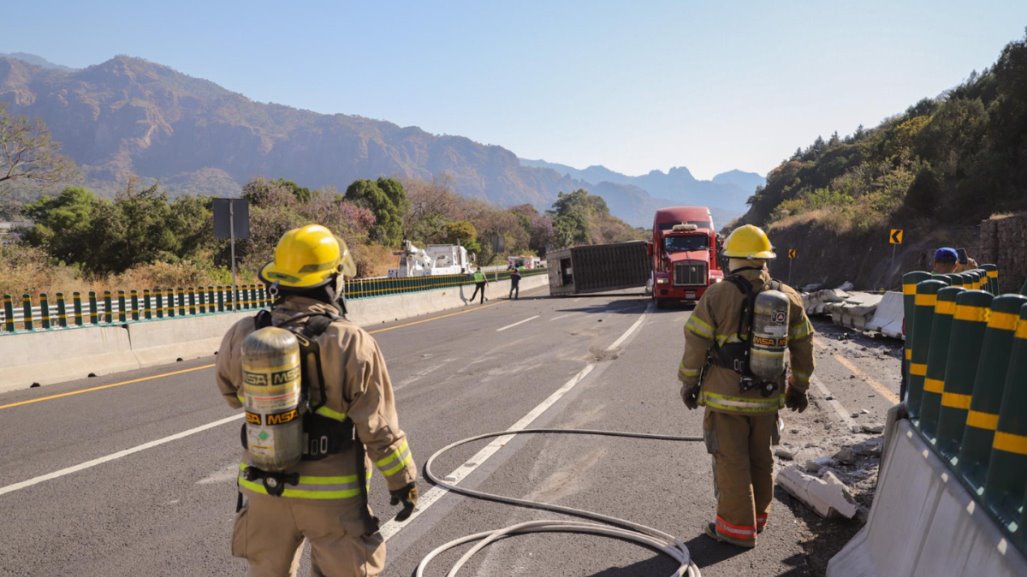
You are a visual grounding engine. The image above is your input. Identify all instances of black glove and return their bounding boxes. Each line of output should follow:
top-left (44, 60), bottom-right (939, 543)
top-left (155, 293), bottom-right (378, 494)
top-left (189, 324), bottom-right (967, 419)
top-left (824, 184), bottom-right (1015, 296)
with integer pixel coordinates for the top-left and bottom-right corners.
top-left (785, 386), bottom-right (808, 413)
top-left (389, 482), bottom-right (419, 521)
top-left (681, 383), bottom-right (700, 410)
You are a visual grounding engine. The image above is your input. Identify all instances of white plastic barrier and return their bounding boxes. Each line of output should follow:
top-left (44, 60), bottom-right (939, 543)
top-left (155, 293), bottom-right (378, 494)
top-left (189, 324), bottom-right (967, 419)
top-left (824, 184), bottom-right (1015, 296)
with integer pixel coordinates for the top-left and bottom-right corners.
top-left (865, 291), bottom-right (903, 339)
top-left (827, 419), bottom-right (1027, 577)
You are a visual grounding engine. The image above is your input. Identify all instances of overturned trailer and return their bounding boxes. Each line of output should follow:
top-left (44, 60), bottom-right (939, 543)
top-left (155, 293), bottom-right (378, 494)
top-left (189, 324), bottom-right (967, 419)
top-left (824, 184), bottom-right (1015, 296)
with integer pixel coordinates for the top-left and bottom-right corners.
top-left (547, 240), bottom-right (651, 296)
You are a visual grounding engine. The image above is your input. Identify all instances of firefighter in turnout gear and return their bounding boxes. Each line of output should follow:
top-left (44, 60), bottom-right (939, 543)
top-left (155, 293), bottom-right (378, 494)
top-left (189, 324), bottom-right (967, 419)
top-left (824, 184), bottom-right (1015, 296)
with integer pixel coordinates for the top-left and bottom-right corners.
top-left (216, 224), bottom-right (418, 577)
top-left (677, 224), bottom-right (815, 548)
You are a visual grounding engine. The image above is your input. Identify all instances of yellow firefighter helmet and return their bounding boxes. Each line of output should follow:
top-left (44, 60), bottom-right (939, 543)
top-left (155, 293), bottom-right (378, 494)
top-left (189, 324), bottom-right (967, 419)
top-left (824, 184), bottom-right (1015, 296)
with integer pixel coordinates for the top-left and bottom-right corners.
top-left (259, 224), bottom-right (357, 287)
top-left (723, 224), bottom-right (776, 259)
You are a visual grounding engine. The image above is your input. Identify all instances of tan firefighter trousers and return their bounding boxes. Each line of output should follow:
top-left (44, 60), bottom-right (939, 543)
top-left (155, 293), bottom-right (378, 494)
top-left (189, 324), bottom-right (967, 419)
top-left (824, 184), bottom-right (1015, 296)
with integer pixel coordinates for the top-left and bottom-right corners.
top-left (703, 410), bottom-right (778, 543)
top-left (232, 493), bottom-right (385, 577)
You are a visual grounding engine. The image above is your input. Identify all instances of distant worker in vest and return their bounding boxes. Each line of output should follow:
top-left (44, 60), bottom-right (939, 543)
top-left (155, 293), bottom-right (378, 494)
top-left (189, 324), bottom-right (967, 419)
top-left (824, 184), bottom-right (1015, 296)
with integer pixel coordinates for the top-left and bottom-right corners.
top-left (508, 263), bottom-right (522, 300)
top-left (215, 224), bottom-right (418, 577)
top-left (468, 266), bottom-right (489, 304)
top-left (677, 224), bottom-right (815, 549)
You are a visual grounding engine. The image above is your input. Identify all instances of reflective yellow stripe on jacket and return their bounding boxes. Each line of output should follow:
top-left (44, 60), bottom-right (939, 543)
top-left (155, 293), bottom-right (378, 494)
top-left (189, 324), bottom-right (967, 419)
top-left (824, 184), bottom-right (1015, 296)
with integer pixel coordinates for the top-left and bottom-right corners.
top-left (238, 463), bottom-right (372, 500)
top-left (700, 390), bottom-right (783, 414)
top-left (375, 439), bottom-right (413, 477)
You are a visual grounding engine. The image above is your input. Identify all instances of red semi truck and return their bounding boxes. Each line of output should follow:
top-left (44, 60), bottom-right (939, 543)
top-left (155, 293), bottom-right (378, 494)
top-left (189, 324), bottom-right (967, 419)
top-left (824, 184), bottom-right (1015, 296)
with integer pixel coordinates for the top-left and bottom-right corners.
top-left (648, 206), bottom-right (724, 306)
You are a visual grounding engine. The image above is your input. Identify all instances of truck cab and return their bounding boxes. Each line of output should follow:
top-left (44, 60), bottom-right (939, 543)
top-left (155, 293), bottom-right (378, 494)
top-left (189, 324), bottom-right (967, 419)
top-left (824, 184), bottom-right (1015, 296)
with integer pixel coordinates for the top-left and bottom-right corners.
top-left (649, 206), bottom-right (723, 305)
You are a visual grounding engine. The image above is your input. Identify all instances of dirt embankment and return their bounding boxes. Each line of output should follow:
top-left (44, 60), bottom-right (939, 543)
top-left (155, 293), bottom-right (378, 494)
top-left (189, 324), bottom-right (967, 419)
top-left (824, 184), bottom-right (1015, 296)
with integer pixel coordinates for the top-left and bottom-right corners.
top-left (765, 221), bottom-right (980, 292)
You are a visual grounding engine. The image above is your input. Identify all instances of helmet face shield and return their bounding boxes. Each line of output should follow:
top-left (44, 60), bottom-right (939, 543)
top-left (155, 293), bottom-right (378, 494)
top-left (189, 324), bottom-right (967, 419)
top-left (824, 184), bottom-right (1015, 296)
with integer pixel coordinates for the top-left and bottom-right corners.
top-left (337, 242), bottom-right (357, 278)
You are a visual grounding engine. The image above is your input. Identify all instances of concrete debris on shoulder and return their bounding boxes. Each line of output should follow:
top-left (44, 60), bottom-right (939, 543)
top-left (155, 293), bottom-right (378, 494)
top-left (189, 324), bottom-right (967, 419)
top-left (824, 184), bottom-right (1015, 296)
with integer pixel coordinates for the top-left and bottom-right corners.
top-left (778, 465), bottom-right (858, 519)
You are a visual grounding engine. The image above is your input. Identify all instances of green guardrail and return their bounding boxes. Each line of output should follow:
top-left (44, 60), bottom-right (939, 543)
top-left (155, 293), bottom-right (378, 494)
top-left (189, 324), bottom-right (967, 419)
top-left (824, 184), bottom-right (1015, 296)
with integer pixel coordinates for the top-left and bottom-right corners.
top-left (0, 268), bottom-right (548, 334)
top-left (904, 264), bottom-right (1025, 554)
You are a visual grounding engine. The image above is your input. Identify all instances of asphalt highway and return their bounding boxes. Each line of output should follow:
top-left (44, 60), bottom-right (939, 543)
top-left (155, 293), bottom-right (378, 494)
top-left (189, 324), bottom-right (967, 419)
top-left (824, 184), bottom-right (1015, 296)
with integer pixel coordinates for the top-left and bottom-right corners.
top-left (0, 286), bottom-right (900, 577)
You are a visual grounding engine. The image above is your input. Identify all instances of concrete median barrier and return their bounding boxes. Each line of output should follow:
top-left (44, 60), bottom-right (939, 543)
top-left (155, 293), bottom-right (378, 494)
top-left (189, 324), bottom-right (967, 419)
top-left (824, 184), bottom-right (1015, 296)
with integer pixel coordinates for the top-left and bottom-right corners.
top-left (0, 274), bottom-right (549, 393)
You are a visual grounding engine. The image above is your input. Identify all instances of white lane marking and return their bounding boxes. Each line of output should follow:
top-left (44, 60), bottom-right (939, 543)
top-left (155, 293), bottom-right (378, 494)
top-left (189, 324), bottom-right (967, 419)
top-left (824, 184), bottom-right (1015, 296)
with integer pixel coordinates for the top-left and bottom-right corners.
top-left (379, 363), bottom-right (596, 540)
top-left (606, 303), bottom-right (652, 351)
top-left (0, 414), bottom-right (244, 497)
top-left (809, 375), bottom-right (859, 432)
top-left (549, 313), bottom-right (575, 322)
top-left (380, 303), bottom-right (650, 540)
top-left (496, 315), bottom-right (540, 332)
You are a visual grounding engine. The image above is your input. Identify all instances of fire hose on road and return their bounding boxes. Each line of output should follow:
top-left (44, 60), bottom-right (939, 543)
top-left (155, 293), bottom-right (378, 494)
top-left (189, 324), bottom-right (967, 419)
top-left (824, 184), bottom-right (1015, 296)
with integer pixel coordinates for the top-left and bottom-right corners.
top-left (416, 428), bottom-right (706, 577)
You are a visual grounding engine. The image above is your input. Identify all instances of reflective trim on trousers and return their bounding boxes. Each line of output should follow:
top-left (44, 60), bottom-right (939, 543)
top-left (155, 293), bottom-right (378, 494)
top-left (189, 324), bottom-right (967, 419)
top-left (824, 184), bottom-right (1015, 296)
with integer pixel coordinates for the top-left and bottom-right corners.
top-left (716, 515), bottom-right (756, 540)
top-left (700, 391), bottom-right (783, 414)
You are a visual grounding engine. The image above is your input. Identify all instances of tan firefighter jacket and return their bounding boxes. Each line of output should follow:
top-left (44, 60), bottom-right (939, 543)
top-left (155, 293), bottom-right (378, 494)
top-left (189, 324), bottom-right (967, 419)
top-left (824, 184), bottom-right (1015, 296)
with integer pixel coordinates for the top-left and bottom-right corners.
top-left (678, 267), bottom-right (815, 414)
top-left (216, 295), bottom-right (416, 501)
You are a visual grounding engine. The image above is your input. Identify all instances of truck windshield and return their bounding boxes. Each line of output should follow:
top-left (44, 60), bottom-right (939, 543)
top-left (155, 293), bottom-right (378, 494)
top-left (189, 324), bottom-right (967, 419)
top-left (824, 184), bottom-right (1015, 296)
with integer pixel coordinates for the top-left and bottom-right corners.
top-left (664, 235), bottom-right (709, 253)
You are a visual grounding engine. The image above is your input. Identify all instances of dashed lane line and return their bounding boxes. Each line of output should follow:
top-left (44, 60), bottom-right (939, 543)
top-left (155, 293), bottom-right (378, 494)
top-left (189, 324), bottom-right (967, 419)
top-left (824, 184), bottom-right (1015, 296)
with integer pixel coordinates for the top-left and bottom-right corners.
top-left (0, 414), bottom-right (244, 497)
top-left (378, 301), bottom-right (652, 541)
top-left (496, 315), bottom-right (540, 332)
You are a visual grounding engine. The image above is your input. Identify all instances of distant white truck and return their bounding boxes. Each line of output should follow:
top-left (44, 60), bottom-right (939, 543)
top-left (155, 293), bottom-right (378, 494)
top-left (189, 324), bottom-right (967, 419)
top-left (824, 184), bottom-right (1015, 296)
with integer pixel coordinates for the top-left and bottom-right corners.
top-left (388, 241), bottom-right (472, 277)
top-left (507, 255), bottom-right (543, 269)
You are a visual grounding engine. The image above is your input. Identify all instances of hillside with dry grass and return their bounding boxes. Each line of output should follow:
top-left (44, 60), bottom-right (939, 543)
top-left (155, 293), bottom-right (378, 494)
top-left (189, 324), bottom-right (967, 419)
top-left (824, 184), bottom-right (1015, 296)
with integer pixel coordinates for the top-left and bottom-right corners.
top-left (738, 34), bottom-right (1027, 290)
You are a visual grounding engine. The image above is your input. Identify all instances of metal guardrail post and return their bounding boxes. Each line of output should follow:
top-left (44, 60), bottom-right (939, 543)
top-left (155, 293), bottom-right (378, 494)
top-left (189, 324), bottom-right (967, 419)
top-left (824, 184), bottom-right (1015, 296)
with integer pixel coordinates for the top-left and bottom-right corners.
top-left (933, 290), bottom-right (992, 460)
top-left (918, 286), bottom-right (962, 438)
top-left (56, 292), bottom-right (67, 328)
top-left (217, 286), bottom-right (225, 312)
top-left (155, 290), bottom-right (164, 319)
top-left (40, 293), bottom-right (51, 330)
top-left (73, 292), bottom-right (83, 326)
top-left (165, 288), bottom-right (175, 317)
top-left (907, 279), bottom-right (947, 420)
top-left (143, 289), bottom-right (152, 320)
top-left (944, 273), bottom-right (964, 288)
top-left (104, 290), bottom-right (113, 324)
top-left (955, 294), bottom-right (1027, 490)
top-left (176, 288), bottom-right (185, 316)
top-left (189, 288), bottom-right (196, 316)
top-left (3, 294), bottom-right (13, 332)
top-left (88, 291), bottom-right (98, 325)
top-left (118, 290), bottom-right (126, 323)
top-left (22, 293), bottom-right (33, 331)
top-left (198, 288), bottom-right (207, 314)
top-left (131, 290), bottom-right (139, 321)
top-left (982, 302), bottom-right (1027, 548)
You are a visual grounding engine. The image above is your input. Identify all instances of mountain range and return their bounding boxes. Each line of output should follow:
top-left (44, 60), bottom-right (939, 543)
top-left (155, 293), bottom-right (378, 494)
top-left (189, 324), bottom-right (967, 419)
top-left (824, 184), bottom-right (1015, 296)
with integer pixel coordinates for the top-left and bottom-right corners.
top-left (0, 53), bottom-right (762, 228)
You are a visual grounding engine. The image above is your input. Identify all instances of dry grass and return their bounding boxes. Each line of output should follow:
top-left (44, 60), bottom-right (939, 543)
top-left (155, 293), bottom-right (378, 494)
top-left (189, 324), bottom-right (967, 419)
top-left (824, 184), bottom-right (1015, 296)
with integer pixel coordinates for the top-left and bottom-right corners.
top-left (1, 243), bottom-right (406, 298)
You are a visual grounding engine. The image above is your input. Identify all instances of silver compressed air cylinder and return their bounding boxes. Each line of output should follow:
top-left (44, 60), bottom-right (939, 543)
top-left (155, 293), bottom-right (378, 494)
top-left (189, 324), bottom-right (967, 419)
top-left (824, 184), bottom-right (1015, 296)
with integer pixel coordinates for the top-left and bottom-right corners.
top-left (750, 289), bottom-right (790, 382)
top-left (241, 326), bottom-right (304, 472)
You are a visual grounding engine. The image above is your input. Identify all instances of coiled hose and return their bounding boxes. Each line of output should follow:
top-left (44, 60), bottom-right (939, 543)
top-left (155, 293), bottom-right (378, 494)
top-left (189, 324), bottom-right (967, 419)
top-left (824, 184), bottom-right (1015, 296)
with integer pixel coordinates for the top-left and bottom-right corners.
top-left (416, 428), bottom-right (705, 577)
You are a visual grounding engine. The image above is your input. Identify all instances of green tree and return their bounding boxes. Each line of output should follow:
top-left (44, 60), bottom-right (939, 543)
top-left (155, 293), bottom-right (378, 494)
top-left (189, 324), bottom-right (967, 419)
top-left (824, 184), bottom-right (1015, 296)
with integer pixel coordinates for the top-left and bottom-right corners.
top-left (22, 186), bottom-right (104, 266)
top-left (344, 178), bottom-right (408, 246)
top-left (443, 220), bottom-right (481, 254)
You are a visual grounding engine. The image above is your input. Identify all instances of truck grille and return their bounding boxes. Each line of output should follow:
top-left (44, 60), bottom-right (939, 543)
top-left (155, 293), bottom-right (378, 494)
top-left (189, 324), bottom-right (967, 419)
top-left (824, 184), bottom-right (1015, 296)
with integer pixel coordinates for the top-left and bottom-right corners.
top-left (674, 261), bottom-right (707, 286)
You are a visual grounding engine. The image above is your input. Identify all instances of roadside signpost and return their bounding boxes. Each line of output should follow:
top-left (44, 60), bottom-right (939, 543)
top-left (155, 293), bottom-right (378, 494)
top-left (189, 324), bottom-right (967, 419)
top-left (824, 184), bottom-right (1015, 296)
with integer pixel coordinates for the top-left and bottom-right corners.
top-left (788, 248), bottom-right (796, 284)
top-left (890, 228), bottom-right (904, 289)
top-left (213, 198), bottom-right (250, 310)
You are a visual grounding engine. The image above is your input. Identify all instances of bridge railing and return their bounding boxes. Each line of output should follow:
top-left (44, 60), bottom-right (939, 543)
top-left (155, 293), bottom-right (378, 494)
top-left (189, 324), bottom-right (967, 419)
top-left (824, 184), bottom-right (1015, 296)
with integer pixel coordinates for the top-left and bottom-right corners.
top-left (0, 267), bottom-right (547, 334)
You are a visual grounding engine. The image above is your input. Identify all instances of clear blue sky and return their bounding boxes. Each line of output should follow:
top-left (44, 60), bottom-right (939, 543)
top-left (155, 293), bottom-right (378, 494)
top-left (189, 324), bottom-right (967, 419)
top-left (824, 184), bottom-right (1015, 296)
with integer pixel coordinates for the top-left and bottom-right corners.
top-left (3, 1), bottom-right (1026, 179)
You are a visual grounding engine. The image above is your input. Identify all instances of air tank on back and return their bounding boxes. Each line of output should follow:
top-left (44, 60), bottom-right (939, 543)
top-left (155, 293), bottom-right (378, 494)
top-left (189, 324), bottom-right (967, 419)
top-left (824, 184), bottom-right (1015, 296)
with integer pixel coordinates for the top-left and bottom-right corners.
top-left (750, 289), bottom-right (790, 382)
top-left (241, 326), bottom-right (304, 472)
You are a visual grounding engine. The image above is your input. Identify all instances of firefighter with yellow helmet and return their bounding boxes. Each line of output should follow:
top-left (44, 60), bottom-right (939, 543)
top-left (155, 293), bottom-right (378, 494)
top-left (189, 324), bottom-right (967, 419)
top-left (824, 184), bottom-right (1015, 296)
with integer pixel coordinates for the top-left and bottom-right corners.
top-left (216, 224), bottom-right (418, 576)
top-left (677, 224), bottom-right (815, 548)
